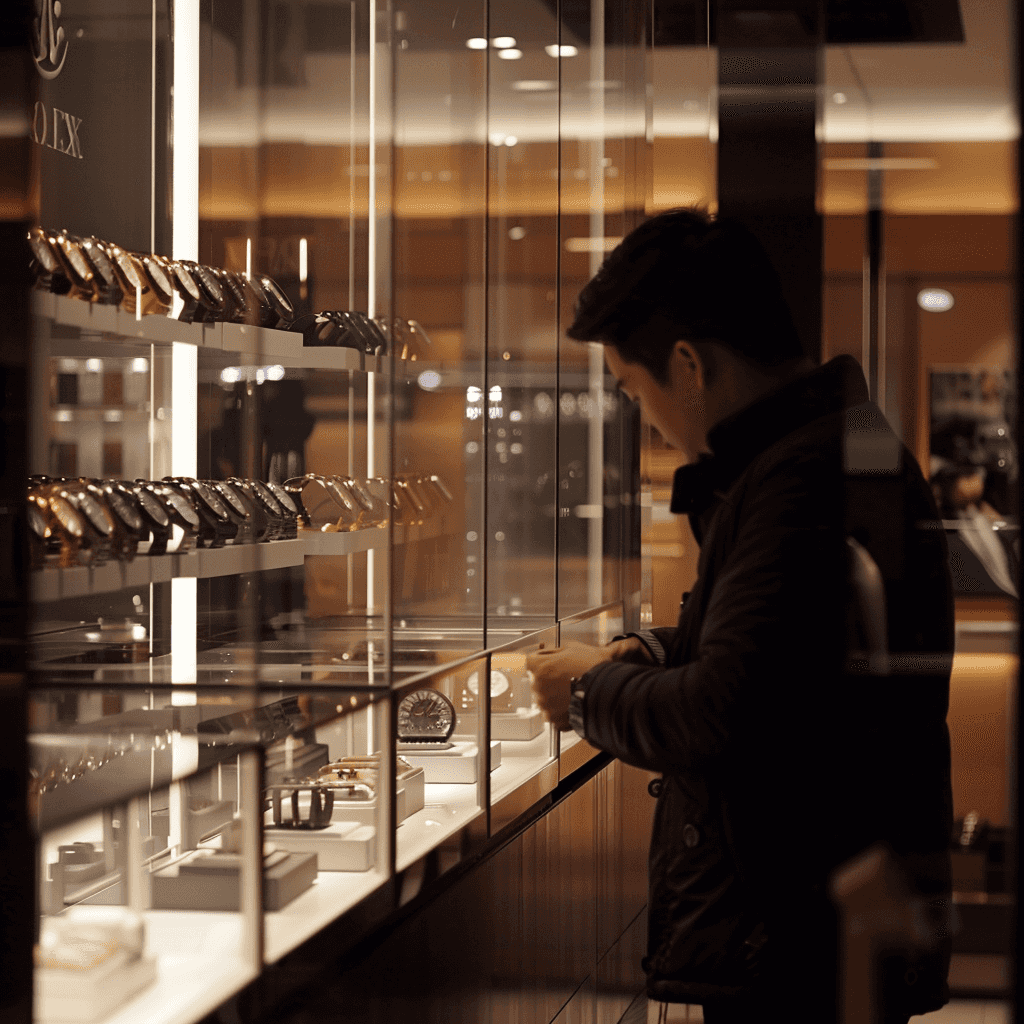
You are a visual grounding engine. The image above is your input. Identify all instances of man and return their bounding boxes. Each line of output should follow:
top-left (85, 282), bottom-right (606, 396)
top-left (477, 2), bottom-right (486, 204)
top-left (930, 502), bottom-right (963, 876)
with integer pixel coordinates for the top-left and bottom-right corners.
top-left (526, 208), bottom-right (954, 1023)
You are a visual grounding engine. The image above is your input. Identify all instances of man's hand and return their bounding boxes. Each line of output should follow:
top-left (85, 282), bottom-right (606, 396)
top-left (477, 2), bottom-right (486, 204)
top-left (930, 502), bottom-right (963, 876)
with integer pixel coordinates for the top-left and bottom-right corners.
top-left (604, 635), bottom-right (655, 664)
top-left (525, 641), bottom-right (611, 731)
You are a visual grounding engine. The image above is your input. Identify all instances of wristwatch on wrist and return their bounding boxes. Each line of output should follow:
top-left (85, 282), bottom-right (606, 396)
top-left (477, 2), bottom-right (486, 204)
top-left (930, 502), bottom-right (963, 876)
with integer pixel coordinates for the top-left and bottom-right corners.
top-left (567, 675), bottom-right (588, 737)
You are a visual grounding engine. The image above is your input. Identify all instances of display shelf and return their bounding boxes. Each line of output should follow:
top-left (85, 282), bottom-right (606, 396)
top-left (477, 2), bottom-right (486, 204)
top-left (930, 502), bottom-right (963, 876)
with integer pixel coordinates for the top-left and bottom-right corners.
top-left (34, 292), bottom-right (384, 372)
top-left (490, 729), bottom-right (554, 806)
top-left (30, 519), bottom-right (452, 602)
top-left (263, 867), bottom-right (389, 963)
top-left (395, 785), bottom-right (483, 873)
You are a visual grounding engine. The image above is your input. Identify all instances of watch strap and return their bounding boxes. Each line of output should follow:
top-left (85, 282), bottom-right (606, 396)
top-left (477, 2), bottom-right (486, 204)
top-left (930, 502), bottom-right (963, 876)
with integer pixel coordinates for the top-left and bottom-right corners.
top-left (612, 629), bottom-right (667, 666)
top-left (567, 675), bottom-right (588, 739)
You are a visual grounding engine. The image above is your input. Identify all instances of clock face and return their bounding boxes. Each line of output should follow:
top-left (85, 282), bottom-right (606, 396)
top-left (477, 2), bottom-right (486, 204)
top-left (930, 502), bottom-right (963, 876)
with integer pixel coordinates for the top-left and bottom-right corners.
top-left (466, 670), bottom-right (510, 699)
top-left (397, 689), bottom-right (456, 741)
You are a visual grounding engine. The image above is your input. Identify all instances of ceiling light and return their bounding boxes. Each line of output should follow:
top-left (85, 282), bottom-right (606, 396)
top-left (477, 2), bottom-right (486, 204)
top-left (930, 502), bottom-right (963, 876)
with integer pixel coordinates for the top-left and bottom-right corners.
top-left (833, 92), bottom-right (848, 104)
top-left (466, 37), bottom-right (487, 49)
top-left (512, 80), bottom-right (557, 92)
top-left (508, 226), bottom-right (526, 240)
top-left (504, 135), bottom-right (518, 146)
top-left (498, 48), bottom-right (523, 59)
top-left (489, 132), bottom-right (507, 146)
top-left (417, 370), bottom-right (442, 390)
top-left (917, 288), bottom-right (954, 312)
top-left (545, 44), bottom-right (578, 57)
top-left (492, 36), bottom-right (516, 48)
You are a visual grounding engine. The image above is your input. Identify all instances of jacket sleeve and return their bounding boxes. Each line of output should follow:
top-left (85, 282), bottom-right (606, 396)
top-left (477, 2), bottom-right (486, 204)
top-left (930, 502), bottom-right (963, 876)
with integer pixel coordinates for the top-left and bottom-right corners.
top-left (579, 453), bottom-right (843, 775)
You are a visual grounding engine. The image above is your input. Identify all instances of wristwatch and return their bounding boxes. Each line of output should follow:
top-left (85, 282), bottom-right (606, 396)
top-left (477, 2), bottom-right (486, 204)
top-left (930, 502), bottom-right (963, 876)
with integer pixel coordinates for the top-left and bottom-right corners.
top-left (27, 227), bottom-right (70, 294)
top-left (136, 481), bottom-right (199, 551)
top-left (50, 231), bottom-right (98, 302)
top-left (207, 480), bottom-right (254, 542)
top-left (164, 477), bottom-right (235, 547)
top-left (341, 477), bottom-right (388, 527)
top-left (168, 261), bottom-right (205, 323)
top-left (211, 269), bottom-right (250, 324)
top-left (567, 676), bottom-right (588, 737)
top-left (282, 474), bottom-right (358, 532)
top-left (80, 479), bottom-right (141, 560)
top-left (265, 482), bottom-right (300, 538)
top-left (396, 688), bottom-right (456, 744)
top-left (249, 479), bottom-right (292, 539)
top-left (113, 481), bottom-right (173, 555)
top-left (183, 261), bottom-right (228, 321)
top-left (218, 479), bottom-right (273, 542)
top-left (58, 481), bottom-right (116, 564)
top-left (104, 244), bottom-right (147, 314)
top-left (78, 238), bottom-right (125, 305)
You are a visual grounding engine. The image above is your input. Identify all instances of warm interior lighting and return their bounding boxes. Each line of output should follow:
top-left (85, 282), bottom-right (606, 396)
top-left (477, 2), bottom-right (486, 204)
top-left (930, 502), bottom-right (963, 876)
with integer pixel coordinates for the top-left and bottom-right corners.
top-left (299, 237), bottom-right (308, 282)
top-left (465, 37), bottom-right (487, 49)
top-left (823, 157), bottom-right (939, 171)
top-left (918, 288), bottom-right (955, 312)
top-left (565, 236), bottom-right (622, 253)
top-left (498, 48), bottom-right (523, 60)
top-left (512, 80), bottom-right (557, 92)
top-left (545, 44), bottom-right (578, 57)
top-left (492, 36), bottom-right (516, 48)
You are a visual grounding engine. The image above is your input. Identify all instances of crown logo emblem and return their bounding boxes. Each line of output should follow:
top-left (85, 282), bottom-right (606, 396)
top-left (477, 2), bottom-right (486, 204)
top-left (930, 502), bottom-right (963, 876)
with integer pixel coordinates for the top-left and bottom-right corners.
top-left (33, 0), bottom-right (69, 80)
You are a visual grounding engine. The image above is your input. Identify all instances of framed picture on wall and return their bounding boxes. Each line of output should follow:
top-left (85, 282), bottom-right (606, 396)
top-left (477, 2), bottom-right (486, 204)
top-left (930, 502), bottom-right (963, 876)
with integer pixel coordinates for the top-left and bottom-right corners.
top-left (929, 367), bottom-right (1018, 597)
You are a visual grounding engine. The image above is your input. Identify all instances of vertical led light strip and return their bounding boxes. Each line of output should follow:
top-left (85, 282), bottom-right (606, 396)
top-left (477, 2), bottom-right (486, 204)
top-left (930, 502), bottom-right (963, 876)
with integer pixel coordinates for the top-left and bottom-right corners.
top-left (171, 0), bottom-right (200, 696)
top-left (365, 0), bottom-right (378, 615)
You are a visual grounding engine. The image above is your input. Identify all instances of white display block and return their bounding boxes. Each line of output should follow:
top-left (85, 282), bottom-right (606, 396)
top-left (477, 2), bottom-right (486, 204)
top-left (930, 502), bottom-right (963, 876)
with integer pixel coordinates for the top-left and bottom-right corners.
top-left (401, 740), bottom-right (501, 784)
top-left (35, 953), bottom-right (157, 1023)
top-left (264, 822), bottom-right (376, 871)
top-left (492, 707), bottom-right (545, 741)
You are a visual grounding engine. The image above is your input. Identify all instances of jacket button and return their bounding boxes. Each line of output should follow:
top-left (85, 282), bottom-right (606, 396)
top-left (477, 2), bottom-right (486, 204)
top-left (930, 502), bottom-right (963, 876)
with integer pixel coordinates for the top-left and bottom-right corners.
top-left (683, 824), bottom-right (700, 847)
top-left (647, 777), bottom-right (664, 798)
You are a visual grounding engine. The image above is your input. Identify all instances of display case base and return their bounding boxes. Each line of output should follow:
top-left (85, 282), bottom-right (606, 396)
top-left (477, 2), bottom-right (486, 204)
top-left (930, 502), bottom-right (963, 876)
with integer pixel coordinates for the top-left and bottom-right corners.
top-left (265, 822), bottom-right (377, 871)
top-left (35, 952), bottom-right (157, 1023)
top-left (151, 849), bottom-right (317, 911)
top-left (401, 740), bottom-right (501, 784)
top-left (492, 708), bottom-right (545, 741)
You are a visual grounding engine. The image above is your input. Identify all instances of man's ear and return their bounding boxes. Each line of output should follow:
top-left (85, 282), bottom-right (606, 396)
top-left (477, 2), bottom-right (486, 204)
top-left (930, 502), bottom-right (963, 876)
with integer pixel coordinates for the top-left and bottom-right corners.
top-left (672, 340), bottom-right (707, 392)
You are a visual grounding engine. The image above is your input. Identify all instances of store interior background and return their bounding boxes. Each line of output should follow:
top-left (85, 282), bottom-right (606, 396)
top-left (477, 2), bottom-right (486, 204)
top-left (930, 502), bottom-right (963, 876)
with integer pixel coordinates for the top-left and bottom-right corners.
top-left (4, 0), bottom-right (1017, 1020)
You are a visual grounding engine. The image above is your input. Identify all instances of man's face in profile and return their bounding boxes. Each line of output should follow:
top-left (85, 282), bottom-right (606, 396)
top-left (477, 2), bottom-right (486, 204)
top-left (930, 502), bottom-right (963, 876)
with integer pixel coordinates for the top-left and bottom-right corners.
top-left (603, 343), bottom-right (709, 463)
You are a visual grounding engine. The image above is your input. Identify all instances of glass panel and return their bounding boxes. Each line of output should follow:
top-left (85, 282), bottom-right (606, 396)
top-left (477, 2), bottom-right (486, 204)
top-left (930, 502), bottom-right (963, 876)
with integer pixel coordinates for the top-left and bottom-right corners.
top-left (485, 0), bottom-right (561, 639)
top-left (390, 0), bottom-right (488, 659)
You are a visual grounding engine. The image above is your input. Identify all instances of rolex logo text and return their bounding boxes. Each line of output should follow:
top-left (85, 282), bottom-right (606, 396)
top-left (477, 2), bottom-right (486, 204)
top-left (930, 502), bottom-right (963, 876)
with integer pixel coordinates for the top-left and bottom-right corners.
top-left (32, 102), bottom-right (83, 160)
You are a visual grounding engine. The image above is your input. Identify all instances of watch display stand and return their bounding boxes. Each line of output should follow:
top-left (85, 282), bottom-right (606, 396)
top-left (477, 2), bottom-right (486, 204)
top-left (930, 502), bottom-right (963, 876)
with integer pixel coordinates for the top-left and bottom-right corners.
top-left (264, 820), bottom-right (377, 871)
top-left (492, 707), bottom-right (545, 741)
top-left (34, 906), bottom-right (157, 1024)
top-left (401, 739), bottom-right (502, 784)
top-left (151, 846), bottom-right (318, 911)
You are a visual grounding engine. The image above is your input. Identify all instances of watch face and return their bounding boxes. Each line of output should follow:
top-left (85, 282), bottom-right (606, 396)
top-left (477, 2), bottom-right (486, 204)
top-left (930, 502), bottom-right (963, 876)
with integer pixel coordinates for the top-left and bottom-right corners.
top-left (193, 264), bottom-right (225, 306)
top-left (73, 491), bottom-right (114, 535)
top-left (266, 482), bottom-right (298, 515)
top-left (50, 496), bottom-right (84, 538)
top-left (135, 488), bottom-right (170, 527)
top-left (192, 481), bottom-right (229, 519)
top-left (105, 488), bottom-right (143, 531)
top-left (259, 275), bottom-right (294, 319)
top-left (110, 248), bottom-right (143, 292)
top-left (325, 479), bottom-right (357, 514)
top-left (159, 488), bottom-right (201, 528)
top-left (28, 230), bottom-right (59, 272)
top-left (211, 481), bottom-right (248, 518)
top-left (345, 478), bottom-right (375, 511)
top-left (27, 500), bottom-right (49, 539)
top-left (141, 256), bottom-right (174, 300)
top-left (397, 688), bottom-right (456, 741)
top-left (81, 239), bottom-right (117, 289)
top-left (171, 262), bottom-right (203, 302)
top-left (466, 670), bottom-right (510, 699)
top-left (58, 235), bottom-right (92, 283)
top-left (251, 480), bottom-right (283, 515)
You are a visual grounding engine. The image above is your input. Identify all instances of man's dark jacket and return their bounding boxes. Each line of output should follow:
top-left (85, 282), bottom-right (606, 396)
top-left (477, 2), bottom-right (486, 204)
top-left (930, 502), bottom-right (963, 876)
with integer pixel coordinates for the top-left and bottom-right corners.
top-left (576, 356), bottom-right (954, 1014)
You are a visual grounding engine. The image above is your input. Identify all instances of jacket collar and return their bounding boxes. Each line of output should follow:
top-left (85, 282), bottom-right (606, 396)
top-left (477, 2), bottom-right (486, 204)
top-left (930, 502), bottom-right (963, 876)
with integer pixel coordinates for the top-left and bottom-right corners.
top-left (670, 355), bottom-right (869, 516)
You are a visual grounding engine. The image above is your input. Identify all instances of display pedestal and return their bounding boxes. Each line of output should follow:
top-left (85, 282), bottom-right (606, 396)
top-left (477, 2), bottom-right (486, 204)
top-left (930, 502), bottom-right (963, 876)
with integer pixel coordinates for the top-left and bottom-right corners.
top-left (151, 849), bottom-right (317, 910)
top-left (265, 822), bottom-right (376, 871)
top-left (35, 953), bottom-right (157, 1023)
top-left (400, 740), bottom-right (501, 783)
top-left (492, 708), bottom-right (545, 741)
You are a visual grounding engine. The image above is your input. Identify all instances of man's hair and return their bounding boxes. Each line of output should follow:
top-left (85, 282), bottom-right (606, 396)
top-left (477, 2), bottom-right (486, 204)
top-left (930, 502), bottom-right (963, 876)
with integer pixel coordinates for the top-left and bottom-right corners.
top-left (566, 207), bottom-right (805, 383)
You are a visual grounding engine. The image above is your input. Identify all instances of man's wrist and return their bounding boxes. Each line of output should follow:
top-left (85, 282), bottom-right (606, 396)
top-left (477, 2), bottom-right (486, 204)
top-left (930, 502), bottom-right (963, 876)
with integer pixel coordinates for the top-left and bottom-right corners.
top-left (567, 675), bottom-right (588, 737)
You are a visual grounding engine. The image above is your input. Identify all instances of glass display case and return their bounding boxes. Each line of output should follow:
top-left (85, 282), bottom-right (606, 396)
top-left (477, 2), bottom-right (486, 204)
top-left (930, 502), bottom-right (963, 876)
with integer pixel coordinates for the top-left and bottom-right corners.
top-left (19, 0), bottom-right (647, 1021)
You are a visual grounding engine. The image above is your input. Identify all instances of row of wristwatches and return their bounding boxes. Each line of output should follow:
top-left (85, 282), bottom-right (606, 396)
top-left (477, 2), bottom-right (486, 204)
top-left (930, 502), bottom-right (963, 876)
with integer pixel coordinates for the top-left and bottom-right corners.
top-left (28, 472), bottom-right (453, 568)
top-left (28, 227), bottom-right (431, 358)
